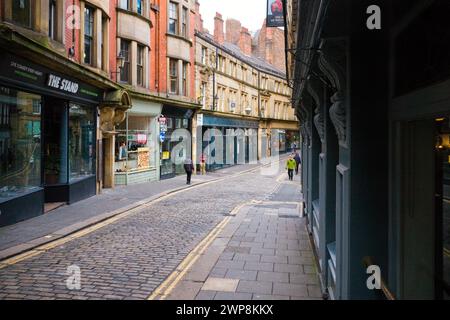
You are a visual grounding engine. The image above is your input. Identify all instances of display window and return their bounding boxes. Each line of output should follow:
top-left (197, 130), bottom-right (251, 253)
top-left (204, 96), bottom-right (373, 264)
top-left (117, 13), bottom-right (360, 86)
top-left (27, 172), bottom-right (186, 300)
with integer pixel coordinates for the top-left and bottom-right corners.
top-left (115, 115), bottom-right (154, 172)
top-left (69, 103), bottom-right (95, 181)
top-left (0, 86), bottom-right (42, 202)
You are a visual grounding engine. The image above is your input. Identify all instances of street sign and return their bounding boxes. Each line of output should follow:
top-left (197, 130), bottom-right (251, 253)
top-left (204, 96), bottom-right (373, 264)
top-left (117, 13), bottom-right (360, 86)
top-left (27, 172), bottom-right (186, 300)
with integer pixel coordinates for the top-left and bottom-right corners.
top-left (159, 131), bottom-right (166, 143)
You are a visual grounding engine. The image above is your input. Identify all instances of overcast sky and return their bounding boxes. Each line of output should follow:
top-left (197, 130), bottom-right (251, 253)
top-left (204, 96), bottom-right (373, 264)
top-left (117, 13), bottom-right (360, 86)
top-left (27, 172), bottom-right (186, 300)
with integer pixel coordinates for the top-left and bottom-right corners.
top-left (199, 0), bottom-right (268, 34)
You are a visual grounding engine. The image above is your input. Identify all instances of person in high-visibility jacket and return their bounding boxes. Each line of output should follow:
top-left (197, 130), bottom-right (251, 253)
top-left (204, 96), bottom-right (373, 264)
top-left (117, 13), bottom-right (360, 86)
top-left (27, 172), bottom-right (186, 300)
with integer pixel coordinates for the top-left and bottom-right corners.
top-left (286, 155), bottom-right (297, 181)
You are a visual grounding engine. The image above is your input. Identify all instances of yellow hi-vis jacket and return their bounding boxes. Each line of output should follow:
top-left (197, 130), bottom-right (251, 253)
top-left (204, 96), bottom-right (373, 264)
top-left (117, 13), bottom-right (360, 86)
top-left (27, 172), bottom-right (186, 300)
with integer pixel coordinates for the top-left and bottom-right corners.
top-left (286, 159), bottom-right (297, 170)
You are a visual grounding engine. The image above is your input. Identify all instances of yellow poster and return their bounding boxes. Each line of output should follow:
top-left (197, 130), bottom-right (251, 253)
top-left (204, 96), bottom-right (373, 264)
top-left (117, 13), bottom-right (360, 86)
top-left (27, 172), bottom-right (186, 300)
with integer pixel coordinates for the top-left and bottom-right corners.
top-left (162, 151), bottom-right (170, 160)
top-left (137, 148), bottom-right (150, 168)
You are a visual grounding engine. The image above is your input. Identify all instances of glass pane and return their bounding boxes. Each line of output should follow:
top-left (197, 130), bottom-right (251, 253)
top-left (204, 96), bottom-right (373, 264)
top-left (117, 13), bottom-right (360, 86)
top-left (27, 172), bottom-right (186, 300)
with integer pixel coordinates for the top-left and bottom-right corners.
top-left (437, 118), bottom-right (450, 299)
top-left (0, 87), bottom-right (41, 202)
top-left (69, 104), bottom-right (95, 181)
top-left (43, 99), bottom-right (68, 185)
top-left (12, 0), bottom-right (31, 27)
top-left (119, 0), bottom-right (129, 10)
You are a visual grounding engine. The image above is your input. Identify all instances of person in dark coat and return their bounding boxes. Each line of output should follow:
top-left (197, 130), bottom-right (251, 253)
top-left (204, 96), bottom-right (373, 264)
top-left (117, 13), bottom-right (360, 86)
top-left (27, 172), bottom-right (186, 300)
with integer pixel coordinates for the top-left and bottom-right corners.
top-left (184, 158), bottom-right (194, 185)
top-left (294, 151), bottom-right (301, 175)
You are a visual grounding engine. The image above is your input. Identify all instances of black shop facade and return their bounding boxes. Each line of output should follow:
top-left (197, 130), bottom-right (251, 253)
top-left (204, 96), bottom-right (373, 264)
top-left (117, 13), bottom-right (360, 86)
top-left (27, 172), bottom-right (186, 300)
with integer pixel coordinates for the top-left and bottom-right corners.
top-left (160, 105), bottom-right (195, 179)
top-left (0, 52), bottom-right (103, 227)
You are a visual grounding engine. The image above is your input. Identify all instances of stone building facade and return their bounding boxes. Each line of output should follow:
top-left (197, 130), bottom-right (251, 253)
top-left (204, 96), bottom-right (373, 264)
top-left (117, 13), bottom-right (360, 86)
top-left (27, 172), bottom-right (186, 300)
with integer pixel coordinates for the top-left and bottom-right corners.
top-left (193, 9), bottom-right (298, 170)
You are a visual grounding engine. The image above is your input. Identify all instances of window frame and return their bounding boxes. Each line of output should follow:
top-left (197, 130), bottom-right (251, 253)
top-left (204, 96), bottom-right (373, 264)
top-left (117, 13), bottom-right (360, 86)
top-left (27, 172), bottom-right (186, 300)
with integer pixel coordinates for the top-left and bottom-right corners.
top-left (137, 45), bottom-right (145, 87)
top-left (168, 2), bottom-right (179, 35)
top-left (169, 59), bottom-right (179, 94)
top-left (181, 6), bottom-right (188, 38)
top-left (182, 62), bottom-right (188, 96)
top-left (120, 39), bottom-right (131, 83)
top-left (84, 6), bottom-right (95, 65)
top-left (11, 0), bottom-right (32, 28)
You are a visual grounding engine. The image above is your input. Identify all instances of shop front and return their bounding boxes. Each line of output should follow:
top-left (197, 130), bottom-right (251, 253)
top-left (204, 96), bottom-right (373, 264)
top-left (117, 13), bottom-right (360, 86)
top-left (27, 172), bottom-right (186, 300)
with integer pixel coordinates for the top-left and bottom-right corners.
top-left (286, 130), bottom-right (300, 153)
top-left (114, 99), bottom-right (161, 185)
top-left (160, 105), bottom-right (195, 179)
top-left (196, 114), bottom-right (259, 171)
top-left (0, 52), bottom-right (102, 227)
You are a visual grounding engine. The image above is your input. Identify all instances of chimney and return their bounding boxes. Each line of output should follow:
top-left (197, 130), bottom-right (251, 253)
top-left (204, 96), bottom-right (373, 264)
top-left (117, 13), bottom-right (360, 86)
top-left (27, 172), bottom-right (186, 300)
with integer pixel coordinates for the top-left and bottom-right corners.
top-left (238, 27), bottom-right (252, 56)
top-left (214, 12), bottom-right (224, 44)
top-left (195, 1), bottom-right (203, 32)
top-left (225, 19), bottom-right (241, 44)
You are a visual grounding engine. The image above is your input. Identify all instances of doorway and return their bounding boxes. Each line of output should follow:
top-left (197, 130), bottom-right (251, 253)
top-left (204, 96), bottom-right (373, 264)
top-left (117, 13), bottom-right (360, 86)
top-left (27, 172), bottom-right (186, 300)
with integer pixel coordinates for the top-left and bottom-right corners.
top-left (397, 118), bottom-right (450, 299)
top-left (42, 97), bottom-right (68, 208)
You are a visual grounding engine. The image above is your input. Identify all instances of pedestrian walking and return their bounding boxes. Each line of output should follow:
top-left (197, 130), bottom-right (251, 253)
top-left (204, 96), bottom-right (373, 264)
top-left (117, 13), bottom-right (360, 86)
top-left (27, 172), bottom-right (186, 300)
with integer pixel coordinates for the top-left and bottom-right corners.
top-left (294, 151), bottom-right (301, 175)
top-left (184, 158), bottom-right (194, 185)
top-left (286, 155), bottom-right (296, 181)
top-left (200, 153), bottom-right (207, 175)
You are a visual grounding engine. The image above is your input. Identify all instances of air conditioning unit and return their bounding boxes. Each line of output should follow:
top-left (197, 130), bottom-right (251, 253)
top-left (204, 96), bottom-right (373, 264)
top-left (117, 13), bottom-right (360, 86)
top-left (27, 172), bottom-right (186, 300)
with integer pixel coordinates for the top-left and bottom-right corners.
top-left (245, 105), bottom-right (252, 115)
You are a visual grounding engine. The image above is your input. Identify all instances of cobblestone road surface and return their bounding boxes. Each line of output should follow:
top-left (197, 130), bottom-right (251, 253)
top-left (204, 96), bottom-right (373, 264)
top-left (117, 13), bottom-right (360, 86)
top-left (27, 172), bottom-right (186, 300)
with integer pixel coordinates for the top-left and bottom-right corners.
top-left (0, 164), bottom-right (289, 300)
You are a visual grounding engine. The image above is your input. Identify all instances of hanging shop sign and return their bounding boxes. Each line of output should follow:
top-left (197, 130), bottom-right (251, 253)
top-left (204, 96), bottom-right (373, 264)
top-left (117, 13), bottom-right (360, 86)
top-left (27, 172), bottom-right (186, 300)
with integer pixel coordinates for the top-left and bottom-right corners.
top-left (267, 0), bottom-right (284, 27)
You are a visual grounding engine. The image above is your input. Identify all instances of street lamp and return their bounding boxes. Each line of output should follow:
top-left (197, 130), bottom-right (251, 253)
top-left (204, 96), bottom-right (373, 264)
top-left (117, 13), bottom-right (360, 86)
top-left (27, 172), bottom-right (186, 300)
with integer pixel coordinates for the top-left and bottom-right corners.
top-left (110, 51), bottom-right (126, 81)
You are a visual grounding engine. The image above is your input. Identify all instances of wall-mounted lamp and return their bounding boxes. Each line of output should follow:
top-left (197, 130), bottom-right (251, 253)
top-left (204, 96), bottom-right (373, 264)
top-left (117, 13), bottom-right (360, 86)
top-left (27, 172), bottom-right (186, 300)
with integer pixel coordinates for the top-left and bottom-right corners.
top-left (111, 51), bottom-right (126, 80)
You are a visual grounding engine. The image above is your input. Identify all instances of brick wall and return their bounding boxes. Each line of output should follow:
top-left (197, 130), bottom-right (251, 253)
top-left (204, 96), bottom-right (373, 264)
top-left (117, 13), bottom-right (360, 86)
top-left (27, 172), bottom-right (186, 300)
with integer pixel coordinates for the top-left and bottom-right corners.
top-left (225, 18), bottom-right (241, 44)
top-left (65, 0), bottom-right (81, 63)
top-left (252, 20), bottom-right (286, 72)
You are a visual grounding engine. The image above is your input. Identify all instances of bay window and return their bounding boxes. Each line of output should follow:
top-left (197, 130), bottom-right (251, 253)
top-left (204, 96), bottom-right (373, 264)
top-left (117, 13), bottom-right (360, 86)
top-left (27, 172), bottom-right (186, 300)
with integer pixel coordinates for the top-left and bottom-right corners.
top-left (182, 62), bottom-right (188, 96)
top-left (120, 40), bottom-right (131, 83)
top-left (169, 59), bottom-right (178, 94)
top-left (137, 45), bottom-right (145, 87)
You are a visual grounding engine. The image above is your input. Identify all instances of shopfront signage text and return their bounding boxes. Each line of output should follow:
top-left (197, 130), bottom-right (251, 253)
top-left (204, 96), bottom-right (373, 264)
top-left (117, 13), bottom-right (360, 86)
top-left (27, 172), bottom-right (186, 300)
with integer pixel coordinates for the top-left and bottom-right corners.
top-left (47, 74), bottom-right (79, 94)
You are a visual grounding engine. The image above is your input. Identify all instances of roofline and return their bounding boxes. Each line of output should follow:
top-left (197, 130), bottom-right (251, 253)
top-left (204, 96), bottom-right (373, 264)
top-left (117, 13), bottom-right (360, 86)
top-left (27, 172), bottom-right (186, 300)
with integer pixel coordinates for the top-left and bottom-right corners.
top-left (195, 31), bottom-right (287, 80)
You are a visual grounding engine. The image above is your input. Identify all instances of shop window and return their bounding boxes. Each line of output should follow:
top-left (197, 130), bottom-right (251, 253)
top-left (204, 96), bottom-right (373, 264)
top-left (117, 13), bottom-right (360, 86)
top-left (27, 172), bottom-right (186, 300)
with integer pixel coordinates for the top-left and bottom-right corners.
top-left (0, 87), bottom-right (41, 202)
top-left (12, 0), bottom-right (31, 28)
top-left (84, 6), bottom-right (94, 65)
top-left (69, 104), bottom-right (95, 182)
top-left (115, 116), bottom-right (154, 173)
top-left (137, 45), bottom-right (145, 87)
top-left (120, 39), bottom-right (131, 83)
top-left (169, 2), bottom-right (178, 35)
top-left (169, 59), bottom-right (178, 94)
top-left (181, 7), bottom-right (188, 38)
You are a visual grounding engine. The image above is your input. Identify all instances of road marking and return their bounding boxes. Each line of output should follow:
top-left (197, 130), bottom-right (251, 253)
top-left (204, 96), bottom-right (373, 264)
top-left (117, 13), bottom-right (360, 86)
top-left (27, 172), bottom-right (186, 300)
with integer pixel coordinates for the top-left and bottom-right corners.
top-left (0, 159), bottom-right (286, 269)
top-left (147, 215), bottom-right (232, 300)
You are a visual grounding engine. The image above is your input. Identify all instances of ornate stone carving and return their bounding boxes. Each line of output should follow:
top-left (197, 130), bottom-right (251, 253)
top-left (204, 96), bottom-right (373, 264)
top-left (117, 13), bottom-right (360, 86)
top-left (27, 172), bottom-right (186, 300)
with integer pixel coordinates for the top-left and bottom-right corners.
top-left (318, 39), bottom-right (347, 145)
top-left (307, 77), bottom-right (325, 142)
top-left (329, 92), bottom-right (346, 143)
top-left (100, 107), bottom-right (115, 133)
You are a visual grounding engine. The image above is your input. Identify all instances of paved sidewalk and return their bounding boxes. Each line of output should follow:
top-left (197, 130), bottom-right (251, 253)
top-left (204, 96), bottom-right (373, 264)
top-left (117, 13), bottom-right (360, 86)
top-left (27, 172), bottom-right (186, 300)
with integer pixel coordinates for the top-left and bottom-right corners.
top-left (0, 163), bottom-right (261, 258)
top-left (162, 170), bottom-right (323, 300)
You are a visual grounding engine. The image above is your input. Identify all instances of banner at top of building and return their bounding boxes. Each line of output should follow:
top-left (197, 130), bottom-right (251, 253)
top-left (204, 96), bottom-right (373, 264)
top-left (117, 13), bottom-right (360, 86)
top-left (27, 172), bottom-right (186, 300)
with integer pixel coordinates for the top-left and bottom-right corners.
top-left (267, 0), bottom-right (284, 27)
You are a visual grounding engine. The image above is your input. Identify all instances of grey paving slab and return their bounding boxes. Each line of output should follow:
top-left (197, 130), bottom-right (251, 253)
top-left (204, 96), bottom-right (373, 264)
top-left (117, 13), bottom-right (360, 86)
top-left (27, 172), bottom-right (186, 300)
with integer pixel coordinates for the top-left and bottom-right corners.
top-left (225, 269), bottom-right (258, 281)
top-left (236, 280), bottom-right (273, 295)
top-left (214, 292), bottom-right (252, 300)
